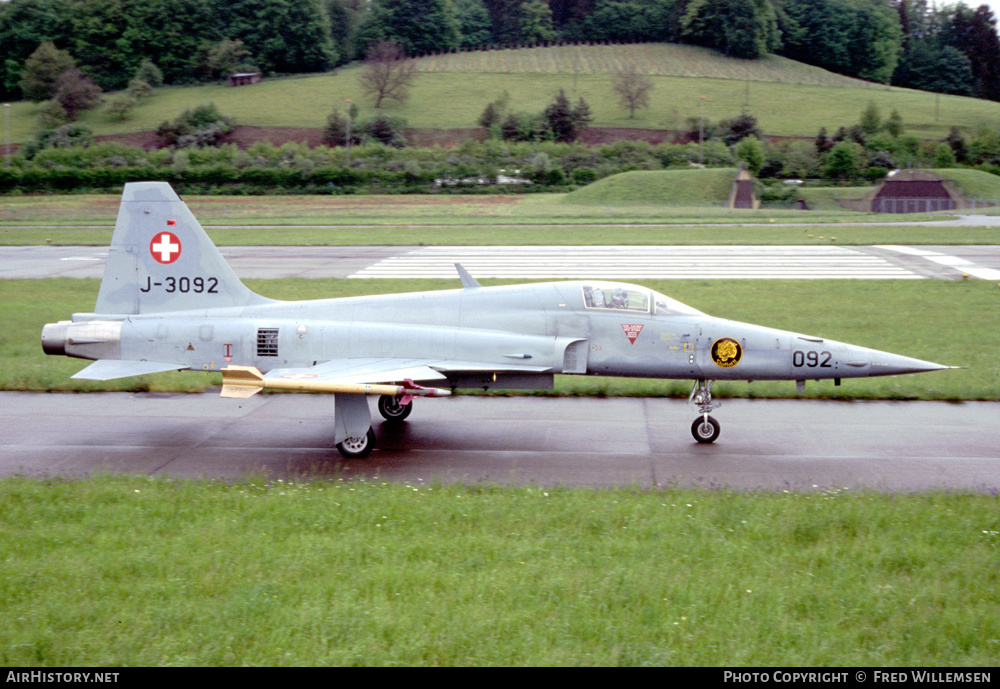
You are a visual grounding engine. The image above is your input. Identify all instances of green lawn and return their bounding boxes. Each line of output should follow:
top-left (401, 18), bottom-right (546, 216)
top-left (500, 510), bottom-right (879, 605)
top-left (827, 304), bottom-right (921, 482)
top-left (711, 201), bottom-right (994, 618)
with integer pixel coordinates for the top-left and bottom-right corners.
top-left (1, 475), bottom-right (997, 666)
top-left (2, 174), bottom-right (999, 246)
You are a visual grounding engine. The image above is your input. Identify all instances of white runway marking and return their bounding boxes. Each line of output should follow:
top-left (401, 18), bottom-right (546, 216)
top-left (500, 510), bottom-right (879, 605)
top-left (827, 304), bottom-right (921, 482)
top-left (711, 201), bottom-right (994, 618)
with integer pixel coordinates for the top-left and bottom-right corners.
top-left (877, 245), bottom-right (1000, 280)
top-left (349, 246), bottom-right (923, 279)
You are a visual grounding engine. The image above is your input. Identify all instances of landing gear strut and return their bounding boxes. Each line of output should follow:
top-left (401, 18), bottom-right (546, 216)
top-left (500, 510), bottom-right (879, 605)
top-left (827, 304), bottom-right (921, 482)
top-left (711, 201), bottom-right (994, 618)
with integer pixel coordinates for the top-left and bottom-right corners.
top-left (689, 379), bottom-right (721, 444)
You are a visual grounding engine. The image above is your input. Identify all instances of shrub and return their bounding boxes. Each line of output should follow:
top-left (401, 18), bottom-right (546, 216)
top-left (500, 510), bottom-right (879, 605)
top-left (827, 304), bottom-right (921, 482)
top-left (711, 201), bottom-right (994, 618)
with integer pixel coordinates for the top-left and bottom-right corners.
top-left (734, 135), bottom-right (765, 175)
top-left (134, 59), bottom-right (164, 88)
top-left (823, 141), bottom-right (862, 180)
top-left (157, 104), bottom-right (235, 149)
top-left (106, 96), bottom-right (138, 121)
top-left (572, 167), bottom-right (599, 184)
top-left (324, 110), bottom-right (348, 146)
top-left (37, 100), bottom-right (69, 129)
top-left (360, 115), bottom-right (407, 147)
top-left (933, 142), bottom-right (957, 168)
top-left (126, 78), bottom-right (153, 100)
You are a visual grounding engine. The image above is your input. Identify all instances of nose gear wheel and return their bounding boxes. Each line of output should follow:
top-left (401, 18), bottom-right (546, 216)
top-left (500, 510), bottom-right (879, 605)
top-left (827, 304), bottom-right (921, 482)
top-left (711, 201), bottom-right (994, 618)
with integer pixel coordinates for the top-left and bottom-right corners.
top-left (689, 379), bottom-right (722, 444)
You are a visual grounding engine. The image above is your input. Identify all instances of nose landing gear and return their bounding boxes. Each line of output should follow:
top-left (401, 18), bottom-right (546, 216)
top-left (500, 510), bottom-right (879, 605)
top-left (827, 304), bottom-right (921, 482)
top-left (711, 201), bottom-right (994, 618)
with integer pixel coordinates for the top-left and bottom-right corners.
top-left (689, 379), bottom-right (721, 444)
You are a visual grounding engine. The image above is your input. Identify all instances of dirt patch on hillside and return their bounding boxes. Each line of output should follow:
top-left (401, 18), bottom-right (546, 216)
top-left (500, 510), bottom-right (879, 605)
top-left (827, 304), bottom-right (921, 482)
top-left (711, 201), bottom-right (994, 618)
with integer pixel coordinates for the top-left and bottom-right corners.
top-left (96, 125), bottom-right (690, 151)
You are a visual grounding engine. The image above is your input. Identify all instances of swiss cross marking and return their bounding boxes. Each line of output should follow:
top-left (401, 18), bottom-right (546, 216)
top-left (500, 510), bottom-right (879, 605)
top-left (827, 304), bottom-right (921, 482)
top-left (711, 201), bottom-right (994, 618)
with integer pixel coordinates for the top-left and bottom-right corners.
top-left (150, 232), bottom-right (182, 264)
top-left (621, 323), bottom-right (644, 344)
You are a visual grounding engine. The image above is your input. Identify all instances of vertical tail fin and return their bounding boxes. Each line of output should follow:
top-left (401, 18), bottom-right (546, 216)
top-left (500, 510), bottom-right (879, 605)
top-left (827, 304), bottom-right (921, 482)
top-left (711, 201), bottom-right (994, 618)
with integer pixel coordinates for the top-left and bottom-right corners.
top-left (94, 182), bottom-right (270, 315)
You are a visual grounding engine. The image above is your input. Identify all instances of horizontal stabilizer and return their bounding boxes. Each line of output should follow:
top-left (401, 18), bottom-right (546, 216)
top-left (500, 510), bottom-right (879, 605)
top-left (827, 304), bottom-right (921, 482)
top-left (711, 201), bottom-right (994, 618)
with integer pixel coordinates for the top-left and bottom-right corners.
top-left (72, 359), bottom-right (185, 381)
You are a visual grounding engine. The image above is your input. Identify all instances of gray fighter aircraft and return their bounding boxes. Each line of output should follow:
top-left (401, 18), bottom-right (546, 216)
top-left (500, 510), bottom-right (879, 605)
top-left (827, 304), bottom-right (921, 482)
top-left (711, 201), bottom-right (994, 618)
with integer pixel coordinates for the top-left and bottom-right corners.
top-left (42, 182), bottom-right (955, 457)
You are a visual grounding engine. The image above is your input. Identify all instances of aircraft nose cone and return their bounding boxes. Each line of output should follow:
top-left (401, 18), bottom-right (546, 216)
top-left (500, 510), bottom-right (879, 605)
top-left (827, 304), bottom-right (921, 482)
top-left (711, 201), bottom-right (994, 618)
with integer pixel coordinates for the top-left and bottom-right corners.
top-left (868, 351), bottom-right (954, 376)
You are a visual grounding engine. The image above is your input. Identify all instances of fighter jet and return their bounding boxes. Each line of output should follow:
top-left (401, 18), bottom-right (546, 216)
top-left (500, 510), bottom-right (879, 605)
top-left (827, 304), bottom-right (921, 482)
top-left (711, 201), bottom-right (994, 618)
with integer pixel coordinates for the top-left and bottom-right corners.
top-left (41, 182), bottom-right (955, 457)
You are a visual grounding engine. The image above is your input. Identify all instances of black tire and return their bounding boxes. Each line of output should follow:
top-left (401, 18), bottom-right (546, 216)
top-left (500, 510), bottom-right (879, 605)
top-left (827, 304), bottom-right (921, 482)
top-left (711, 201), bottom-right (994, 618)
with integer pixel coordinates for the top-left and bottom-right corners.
top-left (378, 394), bottom-right (412, 421)
top-left (336, 428), bottom-right (376, 459)
top-left (691, 416), bottom-right (721, 444)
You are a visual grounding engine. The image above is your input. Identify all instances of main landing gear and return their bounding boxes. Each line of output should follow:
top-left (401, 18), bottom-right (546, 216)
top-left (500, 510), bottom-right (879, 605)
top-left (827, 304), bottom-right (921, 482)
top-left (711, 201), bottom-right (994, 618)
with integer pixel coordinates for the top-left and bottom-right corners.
top-left (334, 394), bottom-right (415, 459)
top-left (689, 379), bottom-right (721, 444)
top-left (377, 394), bottom-right (413, 422)
top-left (336, 428), bottom-right (376, 459)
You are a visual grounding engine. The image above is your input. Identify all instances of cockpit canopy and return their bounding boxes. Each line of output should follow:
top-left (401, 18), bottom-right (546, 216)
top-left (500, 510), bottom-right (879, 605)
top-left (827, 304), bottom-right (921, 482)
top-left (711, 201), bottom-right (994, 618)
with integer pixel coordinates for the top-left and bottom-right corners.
top-left (581, 282), bottom-right (704, 316)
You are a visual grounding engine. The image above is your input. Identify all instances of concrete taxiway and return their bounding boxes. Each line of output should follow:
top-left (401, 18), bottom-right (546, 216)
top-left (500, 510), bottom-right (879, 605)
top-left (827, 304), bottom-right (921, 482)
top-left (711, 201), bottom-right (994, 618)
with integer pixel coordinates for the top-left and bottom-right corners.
top-left (2, 392), bottom-right (997, 492)
top-left (5, 244), bottom-right (1000, 280)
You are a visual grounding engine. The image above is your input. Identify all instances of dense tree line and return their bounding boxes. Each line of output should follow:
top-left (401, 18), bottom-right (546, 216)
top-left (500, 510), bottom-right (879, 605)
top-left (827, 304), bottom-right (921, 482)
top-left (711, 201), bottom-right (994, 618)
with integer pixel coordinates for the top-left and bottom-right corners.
top-left (0, 0), bottom-right (345, 96)
top-left (1, 0), bottom-right (999, 102)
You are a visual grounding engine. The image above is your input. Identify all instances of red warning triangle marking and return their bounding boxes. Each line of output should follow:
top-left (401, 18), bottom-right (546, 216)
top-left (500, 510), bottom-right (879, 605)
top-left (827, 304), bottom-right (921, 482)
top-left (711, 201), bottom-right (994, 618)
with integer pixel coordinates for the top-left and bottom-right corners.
top-left (621, 324), bottom-right (643, 344)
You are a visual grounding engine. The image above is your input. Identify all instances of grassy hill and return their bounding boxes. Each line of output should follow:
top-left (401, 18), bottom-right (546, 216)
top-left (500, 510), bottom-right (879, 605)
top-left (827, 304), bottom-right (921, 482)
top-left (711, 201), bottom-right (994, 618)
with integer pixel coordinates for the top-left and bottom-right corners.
top-left (561, 167), bottom-right (1000, 211)
top-left (563, 168), bottom-right (737, 205)
top-left (412, 43), bottom-right (873, 85)
top-left (3, 43), bottom-right (999, 145)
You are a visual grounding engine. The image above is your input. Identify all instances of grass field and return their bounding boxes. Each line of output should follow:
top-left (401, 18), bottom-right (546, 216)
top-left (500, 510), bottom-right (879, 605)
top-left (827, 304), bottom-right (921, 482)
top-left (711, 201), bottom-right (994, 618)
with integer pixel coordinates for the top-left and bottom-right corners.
top-left (1, 475), bottom-right (998, 666)
top-left (5, 277), bottom-right (994, 400)
top-left (3, 44), bottom-right (999, 144)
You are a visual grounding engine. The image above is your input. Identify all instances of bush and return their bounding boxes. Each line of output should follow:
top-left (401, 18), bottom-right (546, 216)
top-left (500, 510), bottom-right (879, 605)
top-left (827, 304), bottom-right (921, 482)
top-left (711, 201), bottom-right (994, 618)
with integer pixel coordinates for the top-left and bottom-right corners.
top-left (719, 111), bottom-right (761, 146)
top-left (37, 100), bottom-right (69, 129)
top-left (20, 124), bottom-right (94, 159)
top-left (572, 167), bottom-right (599, 184)
top-left (323, 110), bottom-right (348, 146)
top-left (735, 135), bottom-right (765, 175)
top-left (360, 115), bottom-right (407, 148)
top-left (934, 143), bottom-right (957, 168)
top-left (134, 59), bottom-right (163, 88)
top-left (823, 141), bottom-right (862, 180)
top-left (126, 78), bottom-right (153, 100)
top-left (106, 96), bottom-right (138, 121)
top-left (157, 104), bottom-right (235, 149)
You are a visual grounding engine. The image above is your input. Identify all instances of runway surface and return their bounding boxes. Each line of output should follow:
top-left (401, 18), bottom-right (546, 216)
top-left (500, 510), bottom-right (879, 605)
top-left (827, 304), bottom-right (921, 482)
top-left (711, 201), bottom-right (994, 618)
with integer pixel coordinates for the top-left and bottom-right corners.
top-left (5, 244), bottom-right (1000, 280)
top-left (2, 392), bottom-right (997, 492)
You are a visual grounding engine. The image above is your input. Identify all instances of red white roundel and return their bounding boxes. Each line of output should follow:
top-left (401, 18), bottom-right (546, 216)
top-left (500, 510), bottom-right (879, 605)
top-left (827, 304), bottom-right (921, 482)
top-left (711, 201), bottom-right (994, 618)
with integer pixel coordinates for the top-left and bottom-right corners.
top-left (150, 232), bottom-right (182, 264)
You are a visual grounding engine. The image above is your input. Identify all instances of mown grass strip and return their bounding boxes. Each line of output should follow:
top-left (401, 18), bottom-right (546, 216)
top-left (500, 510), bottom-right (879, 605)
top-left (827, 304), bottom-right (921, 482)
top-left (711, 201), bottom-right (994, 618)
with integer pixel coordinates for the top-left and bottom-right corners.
top-left (1, 475), bottom-right (997, 666)
top-left (2, 187), bottom-right (999, 246)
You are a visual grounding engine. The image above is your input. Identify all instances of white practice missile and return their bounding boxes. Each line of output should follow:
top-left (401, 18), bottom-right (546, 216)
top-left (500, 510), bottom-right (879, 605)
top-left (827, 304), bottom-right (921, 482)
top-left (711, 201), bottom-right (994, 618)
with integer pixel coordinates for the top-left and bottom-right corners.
top-left (220, 365), bottom-right (452, 399)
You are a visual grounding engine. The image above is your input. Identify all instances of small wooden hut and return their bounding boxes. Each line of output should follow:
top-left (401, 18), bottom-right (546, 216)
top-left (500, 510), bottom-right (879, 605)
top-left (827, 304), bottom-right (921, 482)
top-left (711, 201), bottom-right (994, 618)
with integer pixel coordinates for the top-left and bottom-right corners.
top-left (227, 72), bottom-right (262, 87)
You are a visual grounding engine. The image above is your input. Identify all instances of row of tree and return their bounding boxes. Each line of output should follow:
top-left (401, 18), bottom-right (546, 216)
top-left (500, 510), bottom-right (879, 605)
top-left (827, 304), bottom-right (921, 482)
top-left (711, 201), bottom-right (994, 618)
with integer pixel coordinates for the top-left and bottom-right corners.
top-left (1, 0), bottom-right (999, 102)
top-left (4, 112), bottom-right (998, 197)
